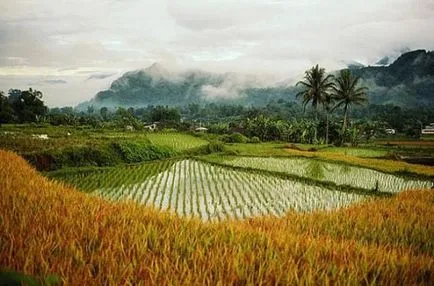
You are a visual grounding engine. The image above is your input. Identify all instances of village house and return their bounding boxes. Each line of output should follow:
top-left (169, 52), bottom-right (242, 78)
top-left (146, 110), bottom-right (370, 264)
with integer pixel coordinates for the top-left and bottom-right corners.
top-left (421, 123), bottom-right (434, 135)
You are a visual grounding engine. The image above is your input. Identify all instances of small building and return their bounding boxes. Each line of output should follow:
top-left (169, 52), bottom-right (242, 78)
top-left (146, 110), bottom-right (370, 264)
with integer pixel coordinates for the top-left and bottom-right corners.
top-left (125, 125), bottom-right (135, 132)
top-left (421, 123), bottom-right (434, 135)
top-left (195, 127), bottom-right (208, 132)
top-left (32, 134), bottom-right (49, 140)
top-left (144, 123), bottom-right (157, 131)
top-left (385, 128), bottom-right (396, 135)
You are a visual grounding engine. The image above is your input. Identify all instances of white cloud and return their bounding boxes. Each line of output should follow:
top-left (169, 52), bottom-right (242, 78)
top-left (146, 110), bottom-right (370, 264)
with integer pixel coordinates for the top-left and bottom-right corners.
top-left (0, 0), bottom-right (433, 106)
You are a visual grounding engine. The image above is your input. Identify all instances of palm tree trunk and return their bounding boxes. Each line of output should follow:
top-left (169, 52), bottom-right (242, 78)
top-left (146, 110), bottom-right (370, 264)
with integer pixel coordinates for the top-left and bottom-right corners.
top-left (314, 108), bottom-right (318, 144)
top-left (342, 104), bottom-right (348, 131)
top-left (325, 112), bottom-right (329, 145)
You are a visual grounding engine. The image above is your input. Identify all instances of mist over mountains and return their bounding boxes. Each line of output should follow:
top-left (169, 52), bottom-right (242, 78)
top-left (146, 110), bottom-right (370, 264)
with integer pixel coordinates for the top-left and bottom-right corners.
top-left (78, 50), bottom-right (434, 110)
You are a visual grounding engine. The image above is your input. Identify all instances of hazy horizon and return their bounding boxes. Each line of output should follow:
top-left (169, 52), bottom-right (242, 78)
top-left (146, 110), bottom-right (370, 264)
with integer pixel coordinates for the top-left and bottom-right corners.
top-left (1, 0), bottom-right (434, 107)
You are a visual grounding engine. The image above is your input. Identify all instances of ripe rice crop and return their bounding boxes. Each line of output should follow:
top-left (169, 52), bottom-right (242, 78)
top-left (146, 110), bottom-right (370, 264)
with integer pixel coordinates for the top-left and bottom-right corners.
top-left (222, 157), bottom-right (433, 192)
top-left (0, 150), bottom-right (433, 285)
top-left (61, 160), bottom-right (369, 221)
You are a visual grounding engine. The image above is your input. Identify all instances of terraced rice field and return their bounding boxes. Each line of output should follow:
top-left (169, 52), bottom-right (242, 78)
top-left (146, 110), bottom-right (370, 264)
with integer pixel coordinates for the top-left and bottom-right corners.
top-left (59, 159), bottom-right (368, 221)
top-left (146, 133), bottom-right (209, 151)
top-left (220, 157), bottom-right (433, 192)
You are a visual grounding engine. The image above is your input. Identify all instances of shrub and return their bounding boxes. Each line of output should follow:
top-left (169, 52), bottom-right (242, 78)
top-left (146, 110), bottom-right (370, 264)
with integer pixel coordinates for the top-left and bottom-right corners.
top-left (113, 141), bottom-right (175, 163)
top-left (220, 132), bottom-right (248, 143)
top-left (60, 146), bottom-right (120, 167)
top-left (250, 136), bottom-right (260, 143)
top-left (230, 132), bottom-right (248, 143)
top-left (206, 141), bottom-right (225, 153)
top-left (219, 134), bottom-right (231, 143)
top-left (26, 145), bottom-right (121, 171)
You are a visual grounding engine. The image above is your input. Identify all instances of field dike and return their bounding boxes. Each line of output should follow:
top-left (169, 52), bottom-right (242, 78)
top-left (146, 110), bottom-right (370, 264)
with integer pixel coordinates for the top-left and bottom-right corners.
top-left (0, 150), bottom-right (433, 284)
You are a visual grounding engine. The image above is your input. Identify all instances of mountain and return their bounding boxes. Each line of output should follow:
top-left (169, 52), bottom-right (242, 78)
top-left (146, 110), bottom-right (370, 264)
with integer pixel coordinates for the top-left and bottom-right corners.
top-left (351, 49), bottom-right (434, 107)
top-left (78, 50), bottom-right (434, 110)
top-left (345, 60), bottom-right (365, 69)
top-left (375, 56), bottom-right (390, 66)
top-left (77, 65), bottom-right (298, 109)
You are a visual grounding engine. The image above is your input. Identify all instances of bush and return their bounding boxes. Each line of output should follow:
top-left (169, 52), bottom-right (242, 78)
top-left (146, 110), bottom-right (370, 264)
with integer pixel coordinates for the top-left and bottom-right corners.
top-left (61, 146), bottom-right (120, 167)
top-left (26, 145), bottom-right (121, 171)
top-left (230, 132), bottom-right (248, 143)
top-left (113, 141), bottom-right (175, 163)
top-left (219, 134), bottom-right (231, 143)
top-left (206, 141), bottom-right (225, 153)
top-left (220, 132), bottom-right (248, 143)
top-left (250, 136), bottom-right (260, 143)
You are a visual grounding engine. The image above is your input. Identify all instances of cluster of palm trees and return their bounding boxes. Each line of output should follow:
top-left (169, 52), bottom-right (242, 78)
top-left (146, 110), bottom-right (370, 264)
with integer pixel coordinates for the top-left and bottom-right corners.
top-left (296, 65), bottom-right (368, 144)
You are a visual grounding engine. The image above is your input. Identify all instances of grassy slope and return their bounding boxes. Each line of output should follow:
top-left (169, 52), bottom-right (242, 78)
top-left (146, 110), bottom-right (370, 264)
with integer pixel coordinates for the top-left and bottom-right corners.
top-left (0, 150), bottom-right (433, 285)
top-left (0, 127), bottom-right (209, 170)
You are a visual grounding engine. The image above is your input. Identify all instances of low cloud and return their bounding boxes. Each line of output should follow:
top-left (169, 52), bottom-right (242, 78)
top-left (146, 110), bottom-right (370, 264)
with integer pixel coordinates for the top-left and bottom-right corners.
top-left (201, 84), bottom-right (242, 100)
top-left (87, 72), bottom-right (117, 80)
top-left (28, 79), bottom-right (67, 85)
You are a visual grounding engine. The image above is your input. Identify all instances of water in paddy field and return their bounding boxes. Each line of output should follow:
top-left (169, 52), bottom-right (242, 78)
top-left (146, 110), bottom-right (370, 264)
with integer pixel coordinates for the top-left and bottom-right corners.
top-left (61, 159), bottom-right (432, 221)
top-left (223, 157), bottom-right (433, 193)
top-left (91, 160), bottom-right (369, 221)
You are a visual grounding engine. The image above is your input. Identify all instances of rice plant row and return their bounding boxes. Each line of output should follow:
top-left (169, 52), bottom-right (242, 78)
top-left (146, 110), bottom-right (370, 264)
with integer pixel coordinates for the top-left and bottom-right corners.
top-left (146, 133), bottom-right (209, 151)
top-left (85, 160), bottom-right (369, 221)
top-left (222, 157), bottom-right (433, 192)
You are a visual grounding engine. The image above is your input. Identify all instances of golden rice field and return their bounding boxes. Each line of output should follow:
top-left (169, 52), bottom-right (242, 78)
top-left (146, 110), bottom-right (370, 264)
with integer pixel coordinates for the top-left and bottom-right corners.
top-left (0, 150), bottom-right (433, 285)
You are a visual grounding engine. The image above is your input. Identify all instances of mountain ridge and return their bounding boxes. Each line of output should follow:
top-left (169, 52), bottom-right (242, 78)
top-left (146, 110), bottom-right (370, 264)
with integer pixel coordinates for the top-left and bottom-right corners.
top-left (77, 49), bottom-right (434, 110)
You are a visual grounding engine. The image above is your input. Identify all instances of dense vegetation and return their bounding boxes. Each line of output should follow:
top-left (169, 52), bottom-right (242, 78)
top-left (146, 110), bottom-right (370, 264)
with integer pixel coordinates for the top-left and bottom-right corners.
top-left (0, 125), bottom-right (211, 171)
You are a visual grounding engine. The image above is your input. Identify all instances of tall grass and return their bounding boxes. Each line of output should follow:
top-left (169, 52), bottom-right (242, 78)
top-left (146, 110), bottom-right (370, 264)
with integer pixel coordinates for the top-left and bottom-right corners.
top-left (0, 150), bottom-right (433, 284)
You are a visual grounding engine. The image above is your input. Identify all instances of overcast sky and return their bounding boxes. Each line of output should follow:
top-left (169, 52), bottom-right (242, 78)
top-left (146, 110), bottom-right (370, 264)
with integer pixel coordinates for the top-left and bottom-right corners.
top-left (1, 0), bottom-right (433, 107)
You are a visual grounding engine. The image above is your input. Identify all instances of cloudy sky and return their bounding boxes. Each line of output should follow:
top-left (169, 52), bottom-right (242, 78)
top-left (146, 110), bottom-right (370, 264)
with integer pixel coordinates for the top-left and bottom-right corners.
top-left (1, 0), bottom-right (433, 107)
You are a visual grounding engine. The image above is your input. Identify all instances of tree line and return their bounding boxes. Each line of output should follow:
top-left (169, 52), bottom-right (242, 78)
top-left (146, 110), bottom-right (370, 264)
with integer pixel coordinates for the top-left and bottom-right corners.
top-left (1, 65), bottom-right (433, 144)
top-left (0, 89), bottom-right (48, 124)
top-left (296, 66), bottom-right (368, 144)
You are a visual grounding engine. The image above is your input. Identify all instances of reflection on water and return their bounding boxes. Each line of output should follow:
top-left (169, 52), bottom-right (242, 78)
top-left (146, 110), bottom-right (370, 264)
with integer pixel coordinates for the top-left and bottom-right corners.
top-left (339, 164), bottom-right (351, 174)
top-left (305, 160), bottom-right (326, 179)
top-left (226, 157), bottom-right (433, 192)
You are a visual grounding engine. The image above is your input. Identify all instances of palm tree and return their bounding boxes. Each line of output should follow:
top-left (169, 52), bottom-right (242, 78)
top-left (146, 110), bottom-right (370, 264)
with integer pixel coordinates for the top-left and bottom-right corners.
top-left (296, 65), bottom-right (334, 143)
top-left (332, 69), bottom-right (368, 132)
top-left (322, 92), bottom-right (334, 144)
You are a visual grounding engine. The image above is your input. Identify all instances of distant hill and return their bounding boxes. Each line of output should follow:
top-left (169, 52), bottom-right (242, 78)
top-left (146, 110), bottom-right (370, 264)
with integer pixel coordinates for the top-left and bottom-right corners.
top-left (351, 49), bottom-right (434, 107)
top-left (78, 50), bottom-right (434, 110)
top-left (77, 63), bottom-right (298, 109)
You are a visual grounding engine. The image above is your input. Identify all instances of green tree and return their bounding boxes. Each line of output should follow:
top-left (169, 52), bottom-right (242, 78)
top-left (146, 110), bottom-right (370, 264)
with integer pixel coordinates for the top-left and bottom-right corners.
top-left (8, 88), bottom-right (47, 123)
top-left (115, 107), bottom-right (143, 130)
top-left (100, 107), bottom-right (109, 121)
top-left (151, 106), bottom-right (181, 124)
top-left (0, 91), bottom-right (14, 124)
top-left (332, 70), bottom-right (368, 133)
top-left (296, 65), bottom-right (334, 143)
top-left (87, 105), bottom-right (95, 114)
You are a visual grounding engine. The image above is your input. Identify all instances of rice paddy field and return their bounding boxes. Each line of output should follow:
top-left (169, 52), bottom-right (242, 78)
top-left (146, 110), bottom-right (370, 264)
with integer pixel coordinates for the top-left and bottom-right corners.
top-left (1, 127), bottom-right (434, 284)
top-left (0, 150), bottom-right (433, 284)
top-left (215, 156), bottom-right (433, 193)
top-left (146, 133), bottom-right (209, 151)
top-left (56, 159), bottom-right (371, 221)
